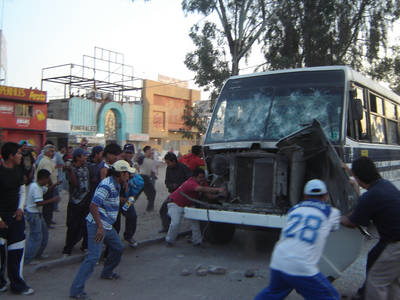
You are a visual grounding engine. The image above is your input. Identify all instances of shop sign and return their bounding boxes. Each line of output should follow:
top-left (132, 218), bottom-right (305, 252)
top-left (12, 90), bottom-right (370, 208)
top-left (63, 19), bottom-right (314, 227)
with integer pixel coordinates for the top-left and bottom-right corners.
top-left (0, 85), bottom-right (46, 102)
top-left (71, 125), bottom-right (97, 132)
top-left (127, 133), bottom-right (149, 142)
top-left (16, 118), bottom-right (30, 127)
top-left (0, 104), bottom-right (13, 114)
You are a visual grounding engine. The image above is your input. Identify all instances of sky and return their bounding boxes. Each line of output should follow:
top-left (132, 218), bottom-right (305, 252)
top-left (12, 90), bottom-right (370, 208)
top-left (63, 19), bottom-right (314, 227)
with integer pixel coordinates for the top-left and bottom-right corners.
top-left (1, 0), bottom-right (207, 98)
top-left (2, 0), bottom-right (400, 99)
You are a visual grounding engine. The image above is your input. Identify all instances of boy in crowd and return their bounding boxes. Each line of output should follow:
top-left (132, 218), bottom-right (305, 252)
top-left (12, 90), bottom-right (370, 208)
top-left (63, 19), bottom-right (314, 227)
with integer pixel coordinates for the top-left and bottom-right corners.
top-left (165, 168), bottom-right (225, 246)
top-left (341, 157), bottom-right (400, 300)
top-left (254, 179), bottom-right (340, 300)
top-left (69, 160), bottom-right (135, 299)
top-left (179, 145), bottom-right (205, 171)
top-left (159, 152), bottom-right (191, 233)
top-left (0, 142), bottom-right (33, 295)
top-left (62, 148), bottom-right (90, 257)
top-left (25, 169), bottom-right (60, 264)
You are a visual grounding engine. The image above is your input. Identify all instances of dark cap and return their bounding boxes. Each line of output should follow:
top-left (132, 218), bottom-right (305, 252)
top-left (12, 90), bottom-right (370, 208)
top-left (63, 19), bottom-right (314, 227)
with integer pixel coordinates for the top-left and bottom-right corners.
top-left (123, 143), bottom-right (135, 153)
top-left (73, 148), bottom-right (89, 158)
top-left (91, 145), bottom-right (104, 155)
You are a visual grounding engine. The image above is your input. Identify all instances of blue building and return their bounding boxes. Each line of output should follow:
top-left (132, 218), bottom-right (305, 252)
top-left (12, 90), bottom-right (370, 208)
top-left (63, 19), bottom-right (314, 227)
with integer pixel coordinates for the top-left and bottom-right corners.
top-left (47, 96), bottom-right (148, 148)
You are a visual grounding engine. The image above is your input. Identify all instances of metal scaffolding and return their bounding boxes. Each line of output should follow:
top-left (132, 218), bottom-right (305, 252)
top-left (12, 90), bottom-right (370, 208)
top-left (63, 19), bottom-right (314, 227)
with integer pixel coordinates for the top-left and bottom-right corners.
top-left (41, 47), bottom-right (142, 102)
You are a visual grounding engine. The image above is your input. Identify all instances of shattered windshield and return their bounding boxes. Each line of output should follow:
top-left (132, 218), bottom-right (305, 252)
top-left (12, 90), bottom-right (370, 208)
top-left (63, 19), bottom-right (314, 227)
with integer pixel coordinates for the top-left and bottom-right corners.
top-left (206, 70), bottom-right (345, 144)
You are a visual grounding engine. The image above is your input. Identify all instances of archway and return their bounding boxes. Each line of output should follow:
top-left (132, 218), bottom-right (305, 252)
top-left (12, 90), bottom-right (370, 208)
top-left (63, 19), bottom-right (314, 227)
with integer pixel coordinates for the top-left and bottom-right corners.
top-left (98, 102), bottom-right (126, 144)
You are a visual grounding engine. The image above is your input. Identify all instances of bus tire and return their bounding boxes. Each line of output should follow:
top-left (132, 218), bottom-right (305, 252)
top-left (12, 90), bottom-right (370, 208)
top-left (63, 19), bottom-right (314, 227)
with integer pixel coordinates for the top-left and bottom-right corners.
top-left (201, 222), bottom-right (236, 244)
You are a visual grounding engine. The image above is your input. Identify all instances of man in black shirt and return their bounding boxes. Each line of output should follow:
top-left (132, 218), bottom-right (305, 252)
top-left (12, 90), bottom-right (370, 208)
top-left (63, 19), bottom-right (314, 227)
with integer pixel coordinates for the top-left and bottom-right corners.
top-left (159, 152), bottom-right (191, 233)
top-left (0, 142), bottom-right (33, 295)
top-left (341, 157), bottom-right (400, 300)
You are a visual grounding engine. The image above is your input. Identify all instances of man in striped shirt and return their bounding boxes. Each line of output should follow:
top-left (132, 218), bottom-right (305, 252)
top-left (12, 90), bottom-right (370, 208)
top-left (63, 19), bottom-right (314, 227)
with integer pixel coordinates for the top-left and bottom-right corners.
top-left (69, 160), bottom-right (136, 300)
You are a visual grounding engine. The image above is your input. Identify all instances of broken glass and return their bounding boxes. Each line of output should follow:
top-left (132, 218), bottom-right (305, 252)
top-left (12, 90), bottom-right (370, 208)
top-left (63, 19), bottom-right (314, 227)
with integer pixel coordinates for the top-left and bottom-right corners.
top-left (206, 70), bottom-right (345, 144)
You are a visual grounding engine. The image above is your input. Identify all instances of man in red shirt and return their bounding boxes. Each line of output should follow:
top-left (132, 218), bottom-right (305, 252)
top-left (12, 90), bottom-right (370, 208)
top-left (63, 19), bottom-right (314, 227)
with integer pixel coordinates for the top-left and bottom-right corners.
top-left (165, 168), bottom-right (225, 246)
top-left (178, 145), bottom-right (205, 171)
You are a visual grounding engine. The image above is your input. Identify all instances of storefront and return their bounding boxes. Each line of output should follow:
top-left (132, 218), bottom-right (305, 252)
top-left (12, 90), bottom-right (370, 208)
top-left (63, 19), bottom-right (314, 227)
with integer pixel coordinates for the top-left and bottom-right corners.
top-left (0, 85), bottom-right (47, 148)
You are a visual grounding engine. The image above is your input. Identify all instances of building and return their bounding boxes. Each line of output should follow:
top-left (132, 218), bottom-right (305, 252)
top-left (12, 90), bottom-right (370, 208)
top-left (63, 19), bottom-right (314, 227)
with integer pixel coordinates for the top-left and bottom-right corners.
top-left (47, 96), bottom-right (145, 148)
top-left (43, 47), bottom-right (146, 148)
top-left (0, 85), bottom-right (47, 148)
top-left (142, 78), bottom-right (201, 155)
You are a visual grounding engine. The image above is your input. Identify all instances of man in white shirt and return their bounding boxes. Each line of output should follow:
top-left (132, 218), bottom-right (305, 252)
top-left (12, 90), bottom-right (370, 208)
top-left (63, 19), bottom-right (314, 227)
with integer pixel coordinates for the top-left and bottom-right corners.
top-left (139, 146), bottom-right (156, 211)
top-left (254, 179), bottom-right (341, 300)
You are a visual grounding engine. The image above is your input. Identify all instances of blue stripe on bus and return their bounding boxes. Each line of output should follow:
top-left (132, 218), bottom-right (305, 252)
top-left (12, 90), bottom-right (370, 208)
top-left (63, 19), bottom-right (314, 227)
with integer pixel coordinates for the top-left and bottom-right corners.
top-left (343, 147), bottom-right (400, 163)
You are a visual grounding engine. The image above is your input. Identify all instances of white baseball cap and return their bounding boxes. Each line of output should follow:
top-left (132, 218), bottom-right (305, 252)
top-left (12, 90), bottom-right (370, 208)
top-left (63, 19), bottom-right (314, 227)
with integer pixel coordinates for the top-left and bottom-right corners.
top-left (303, 179), bottom-right (328, 196)
top-left (112, 160), bottom-right (136, 173)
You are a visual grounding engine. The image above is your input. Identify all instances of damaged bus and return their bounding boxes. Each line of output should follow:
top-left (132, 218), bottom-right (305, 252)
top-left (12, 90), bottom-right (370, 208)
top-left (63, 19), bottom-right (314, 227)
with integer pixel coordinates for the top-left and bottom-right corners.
top-left (184, 66), bottom-right (400, 279)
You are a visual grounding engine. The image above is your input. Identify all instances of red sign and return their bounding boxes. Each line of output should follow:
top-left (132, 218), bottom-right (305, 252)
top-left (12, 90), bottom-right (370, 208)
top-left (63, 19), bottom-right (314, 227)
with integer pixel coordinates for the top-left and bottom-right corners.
top-left (0, 85), bottom-right (47, 102)
top-left (0, 100), bottom-right (47, 130)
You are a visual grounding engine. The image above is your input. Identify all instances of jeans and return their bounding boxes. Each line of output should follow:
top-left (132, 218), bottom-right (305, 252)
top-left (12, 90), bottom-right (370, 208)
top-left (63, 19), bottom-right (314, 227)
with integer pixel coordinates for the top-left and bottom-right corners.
top-left (254, 269), bottom-right (339, 300)
top-left (166, 203), bottom-right (201, 244)
top-left (70, 222), bottom-right (124, 297)
top-left (63, 202), bottom-right (89, 254)
top-left (122, 205), bottom-right (137, 241)
top-left (24, 211), bottom-right (48, 263)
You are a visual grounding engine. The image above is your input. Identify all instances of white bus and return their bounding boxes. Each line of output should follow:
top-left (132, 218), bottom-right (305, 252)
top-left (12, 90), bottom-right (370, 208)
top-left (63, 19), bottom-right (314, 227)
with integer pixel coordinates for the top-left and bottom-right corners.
top-left (184, 66), bottom-right (400, 279)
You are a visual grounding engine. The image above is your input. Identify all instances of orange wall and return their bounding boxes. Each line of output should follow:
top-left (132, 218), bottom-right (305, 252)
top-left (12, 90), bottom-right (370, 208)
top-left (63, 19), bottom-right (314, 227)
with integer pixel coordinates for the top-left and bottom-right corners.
top-left (142, 79), bottom-right (201, 138)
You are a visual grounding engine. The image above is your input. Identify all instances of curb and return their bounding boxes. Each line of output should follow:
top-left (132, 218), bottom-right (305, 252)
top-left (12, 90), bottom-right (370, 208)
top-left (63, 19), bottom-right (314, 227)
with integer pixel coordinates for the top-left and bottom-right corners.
top-left (33, 230), bottom-right (191, 272)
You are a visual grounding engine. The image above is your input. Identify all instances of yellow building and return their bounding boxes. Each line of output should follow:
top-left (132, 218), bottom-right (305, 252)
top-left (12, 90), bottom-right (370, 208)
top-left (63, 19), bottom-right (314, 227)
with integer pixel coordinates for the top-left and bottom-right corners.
top-left (141, 78), bottom-right (201, 155)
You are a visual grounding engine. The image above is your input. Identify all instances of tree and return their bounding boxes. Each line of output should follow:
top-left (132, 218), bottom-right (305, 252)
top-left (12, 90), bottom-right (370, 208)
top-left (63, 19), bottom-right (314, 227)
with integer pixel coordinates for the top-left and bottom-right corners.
top-left (180, 102), bottom-right (210, 140)
top-left (369, 45), bottom-right (400, 94)
top-left (182, 0), bottom-right (269, 102)
top-left (262, 0), bottom-right (400, 70)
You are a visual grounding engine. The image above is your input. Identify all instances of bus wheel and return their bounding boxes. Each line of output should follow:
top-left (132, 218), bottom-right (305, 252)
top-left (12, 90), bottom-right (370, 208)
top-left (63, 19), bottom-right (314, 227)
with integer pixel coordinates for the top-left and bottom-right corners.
top-left (201, 222), bottom-right (236, 244)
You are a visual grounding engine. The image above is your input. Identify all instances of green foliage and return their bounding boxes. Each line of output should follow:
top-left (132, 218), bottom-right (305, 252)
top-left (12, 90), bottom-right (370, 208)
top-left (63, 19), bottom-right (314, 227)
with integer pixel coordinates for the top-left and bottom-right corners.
top-left (263, 0), bottom-right (399, 69)
top-left (179, 104), bottom-right (209, 139)
top-left (369, 45), bottom-right (400, 95)
top-left (182, 0), bottom-right (268, 102)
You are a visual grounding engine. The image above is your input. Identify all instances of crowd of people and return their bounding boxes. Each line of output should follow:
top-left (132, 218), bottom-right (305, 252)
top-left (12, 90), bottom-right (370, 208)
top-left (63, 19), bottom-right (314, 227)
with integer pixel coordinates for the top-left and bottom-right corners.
top-left (0, 138), bottom-right (207, 298)
top-left (1, 137), bottom-right (399, 299)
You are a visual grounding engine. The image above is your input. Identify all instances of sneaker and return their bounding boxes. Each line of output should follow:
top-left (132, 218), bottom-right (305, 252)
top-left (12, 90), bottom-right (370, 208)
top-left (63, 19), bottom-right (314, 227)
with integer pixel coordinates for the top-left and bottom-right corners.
top-left (0, 283), bottom-right (7, 292)
top-left (125, 238), bottom-right (138, 248)
top-left (165, 241), bottom-right (173, 247)
top-left (21, 287), bottom-right (34, 295)
top-left (70, 292), bottom-right (91, 299)
top-left (37, 253), bottom-right (49, 259)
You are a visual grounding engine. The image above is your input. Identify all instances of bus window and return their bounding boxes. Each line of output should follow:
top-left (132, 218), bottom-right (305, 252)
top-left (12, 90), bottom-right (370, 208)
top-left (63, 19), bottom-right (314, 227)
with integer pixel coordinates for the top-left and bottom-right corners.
top-left (387, 119), bottom-right (398, 144)
top-left (371, 115), bottom-right (386, 143)
top-left (384, 101), bottom-right (397, 119)
top-left (384, 100), bottom-right (398, 144)
top-left (370, 94), bottom-right (384, 114)
top-left (353, 86), bottom-right (370, 141)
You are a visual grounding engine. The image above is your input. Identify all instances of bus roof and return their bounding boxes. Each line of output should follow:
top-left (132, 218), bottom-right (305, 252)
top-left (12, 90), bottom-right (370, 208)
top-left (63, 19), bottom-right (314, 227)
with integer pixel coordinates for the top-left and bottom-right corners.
top-left (229, 66), bottom-right (400, 104)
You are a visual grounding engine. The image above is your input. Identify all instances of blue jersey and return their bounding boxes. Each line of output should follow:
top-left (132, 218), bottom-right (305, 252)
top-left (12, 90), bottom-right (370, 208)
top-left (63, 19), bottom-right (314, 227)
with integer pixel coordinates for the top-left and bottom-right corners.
top-left (270, 199), bottom-right (340, 276)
